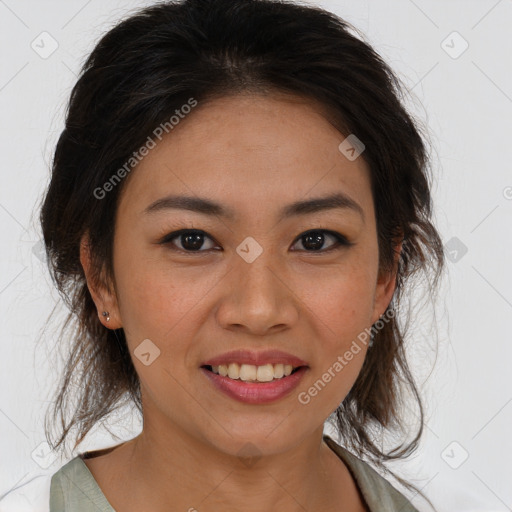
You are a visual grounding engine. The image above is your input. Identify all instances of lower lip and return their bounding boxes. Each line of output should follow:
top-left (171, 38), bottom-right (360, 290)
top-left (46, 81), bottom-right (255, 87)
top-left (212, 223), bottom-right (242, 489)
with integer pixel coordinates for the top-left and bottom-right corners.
top-left (200, 366), bottom-right (308, 404)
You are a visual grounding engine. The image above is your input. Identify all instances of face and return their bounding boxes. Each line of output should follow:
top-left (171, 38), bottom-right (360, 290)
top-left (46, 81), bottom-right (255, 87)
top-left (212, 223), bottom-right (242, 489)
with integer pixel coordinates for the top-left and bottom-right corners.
top-left (82, 93), bottom-right (397, 457)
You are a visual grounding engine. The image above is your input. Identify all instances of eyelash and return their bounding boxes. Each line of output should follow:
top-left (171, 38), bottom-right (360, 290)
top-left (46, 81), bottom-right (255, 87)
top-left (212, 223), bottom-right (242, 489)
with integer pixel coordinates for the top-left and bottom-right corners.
top-left (158, 228), bottom-right (353, 255)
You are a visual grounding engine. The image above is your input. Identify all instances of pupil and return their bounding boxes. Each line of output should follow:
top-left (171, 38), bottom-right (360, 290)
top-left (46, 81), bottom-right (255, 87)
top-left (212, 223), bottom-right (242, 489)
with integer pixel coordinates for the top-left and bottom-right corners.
top-left (304, 231), bottom-right (324, 251)
top-left (182, 232), bottom-right (203, 251)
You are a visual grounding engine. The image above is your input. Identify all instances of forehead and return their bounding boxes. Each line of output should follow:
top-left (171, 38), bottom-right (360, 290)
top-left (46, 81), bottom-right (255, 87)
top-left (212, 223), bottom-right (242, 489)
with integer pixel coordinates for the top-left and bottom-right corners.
top-left (117, 93), bottom-right (373, 222)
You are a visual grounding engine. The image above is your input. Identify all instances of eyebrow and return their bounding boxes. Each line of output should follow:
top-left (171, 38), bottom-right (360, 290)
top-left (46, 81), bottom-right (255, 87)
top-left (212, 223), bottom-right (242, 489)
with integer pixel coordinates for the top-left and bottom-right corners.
top-left (143, 192), bottom-right (365, 222)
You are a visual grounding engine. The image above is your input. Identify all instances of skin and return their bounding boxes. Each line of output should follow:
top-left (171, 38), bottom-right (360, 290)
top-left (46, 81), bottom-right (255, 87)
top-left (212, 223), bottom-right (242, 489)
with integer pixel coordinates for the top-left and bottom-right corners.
top-left (80, 92), bottom-right (400, 512)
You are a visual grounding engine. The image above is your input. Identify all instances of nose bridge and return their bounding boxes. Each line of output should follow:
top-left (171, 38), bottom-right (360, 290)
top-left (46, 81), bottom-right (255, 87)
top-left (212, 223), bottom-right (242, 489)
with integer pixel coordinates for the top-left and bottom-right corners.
top-left (235, 238), bottom-right (281, 301)
top-left (217, 236), bottom-right (297, 334)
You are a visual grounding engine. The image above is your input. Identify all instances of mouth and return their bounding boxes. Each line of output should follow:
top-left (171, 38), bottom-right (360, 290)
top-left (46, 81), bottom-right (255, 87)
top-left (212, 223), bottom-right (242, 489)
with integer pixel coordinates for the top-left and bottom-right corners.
top-left (201, 363), bottom-right (305, 383)
top-left (200, 363), bottom-right (309, 404)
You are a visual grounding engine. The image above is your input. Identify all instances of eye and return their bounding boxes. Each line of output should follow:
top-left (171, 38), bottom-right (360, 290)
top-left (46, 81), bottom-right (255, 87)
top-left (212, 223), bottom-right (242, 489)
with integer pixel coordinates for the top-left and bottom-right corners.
top-left (158, 228), bottom-right (352, 254)
top-left (159, 229), bottom-right (219, 253)
top-left (290, 229), bottom-right (352, 253)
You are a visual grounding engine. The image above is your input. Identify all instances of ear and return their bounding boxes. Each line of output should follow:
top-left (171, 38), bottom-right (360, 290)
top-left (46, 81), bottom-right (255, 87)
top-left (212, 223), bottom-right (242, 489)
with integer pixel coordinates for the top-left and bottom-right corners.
top-left (371, 237), bottom-right (402, 324)
top-left (79, 232), bottom-right (122, 329)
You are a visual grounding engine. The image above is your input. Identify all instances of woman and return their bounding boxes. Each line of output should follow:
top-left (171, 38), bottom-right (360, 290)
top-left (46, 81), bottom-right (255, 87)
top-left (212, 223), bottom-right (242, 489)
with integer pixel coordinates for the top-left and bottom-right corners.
top-left (41, 0), bottom-right (444, 510)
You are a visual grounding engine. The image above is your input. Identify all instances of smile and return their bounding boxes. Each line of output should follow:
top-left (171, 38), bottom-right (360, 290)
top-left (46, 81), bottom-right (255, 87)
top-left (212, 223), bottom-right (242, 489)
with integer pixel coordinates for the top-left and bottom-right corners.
top-left (204, 362), bottom-right (300, 382)
top-left (201, 364), bottom-right (308, 404)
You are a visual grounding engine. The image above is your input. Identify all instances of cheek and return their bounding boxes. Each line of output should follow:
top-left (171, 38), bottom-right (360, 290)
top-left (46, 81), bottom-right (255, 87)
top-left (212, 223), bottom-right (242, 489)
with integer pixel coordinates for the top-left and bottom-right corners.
top-left (298, 283), bottom-right (374, 413)
top-left (298, 252), bottom-right (378, 389)
top-left (114, 264), bottom-right (212, 403)
top-left (116, 266), bottom-right (197, 337)
top-left (305, 255), bottom-right (378, 338)
top-left (113, 248), bottom-right (222, 361)
top-left (312, 280), bottom-right (373, 370)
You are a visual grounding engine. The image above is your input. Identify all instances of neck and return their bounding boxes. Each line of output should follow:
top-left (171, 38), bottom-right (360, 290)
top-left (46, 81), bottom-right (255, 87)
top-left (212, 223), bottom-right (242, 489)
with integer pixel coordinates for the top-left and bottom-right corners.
top-left (103, 421), bottom-right (360, 512)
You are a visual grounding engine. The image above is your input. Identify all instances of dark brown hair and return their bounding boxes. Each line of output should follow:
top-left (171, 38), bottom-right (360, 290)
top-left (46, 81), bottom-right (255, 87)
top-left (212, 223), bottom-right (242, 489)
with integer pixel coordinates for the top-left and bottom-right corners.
top-left (40, 0), bottom-right (443, 507)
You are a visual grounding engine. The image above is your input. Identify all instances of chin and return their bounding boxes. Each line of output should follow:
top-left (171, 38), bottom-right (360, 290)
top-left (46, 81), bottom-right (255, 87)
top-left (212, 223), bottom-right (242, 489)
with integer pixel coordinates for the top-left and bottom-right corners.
top-left (202, 423), bottom-right (309, 459)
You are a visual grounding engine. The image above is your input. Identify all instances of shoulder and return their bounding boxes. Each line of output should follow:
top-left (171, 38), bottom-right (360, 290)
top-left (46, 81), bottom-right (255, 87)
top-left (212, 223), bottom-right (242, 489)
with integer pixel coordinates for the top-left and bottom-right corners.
top-left (49, 456), bottom-right (114, 512)
top-left (323, 435), bottom-right (420, 512)
top-left (49, 457), bottom-right (84, 511)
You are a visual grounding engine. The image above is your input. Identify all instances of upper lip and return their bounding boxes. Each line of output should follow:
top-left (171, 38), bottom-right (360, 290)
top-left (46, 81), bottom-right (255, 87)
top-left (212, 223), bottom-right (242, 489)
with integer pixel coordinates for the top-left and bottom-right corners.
top-left (201, 349), bottom-right (309, 368)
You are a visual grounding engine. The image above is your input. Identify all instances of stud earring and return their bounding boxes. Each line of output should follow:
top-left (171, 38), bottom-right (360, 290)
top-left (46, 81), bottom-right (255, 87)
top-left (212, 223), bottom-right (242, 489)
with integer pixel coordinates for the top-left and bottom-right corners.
top-left (102, 311), bottom-right (110, 322)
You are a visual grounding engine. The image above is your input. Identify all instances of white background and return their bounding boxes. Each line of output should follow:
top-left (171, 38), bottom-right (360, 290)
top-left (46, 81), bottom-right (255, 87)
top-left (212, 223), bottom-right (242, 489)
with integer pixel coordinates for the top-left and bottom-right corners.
top-left (0, 1), bottom-right (511, 511)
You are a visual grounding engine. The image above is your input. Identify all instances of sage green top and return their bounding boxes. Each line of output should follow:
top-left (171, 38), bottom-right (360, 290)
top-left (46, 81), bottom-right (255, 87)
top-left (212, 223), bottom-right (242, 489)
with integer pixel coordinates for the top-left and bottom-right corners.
top-left (49, 435), bottom-right (419, 511)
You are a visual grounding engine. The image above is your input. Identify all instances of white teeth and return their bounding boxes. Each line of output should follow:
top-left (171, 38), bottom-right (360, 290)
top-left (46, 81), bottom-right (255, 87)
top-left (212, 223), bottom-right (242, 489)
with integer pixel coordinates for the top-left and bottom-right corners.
top-left (240, 364), bottom-right (257, 381)
top-left (228, 363), bottom-right (239, 379)
top-left (210, 363), bottom-right (297, 381)
top-left (273, 363), bottom-right (284, 379)
top-left (256, 364), bottom-right (274, 382)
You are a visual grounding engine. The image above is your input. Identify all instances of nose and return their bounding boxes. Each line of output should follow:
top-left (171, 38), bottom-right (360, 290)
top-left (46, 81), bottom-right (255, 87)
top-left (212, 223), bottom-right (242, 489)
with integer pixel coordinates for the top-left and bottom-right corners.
top-left (215, 248), bottom-right (299, 336)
